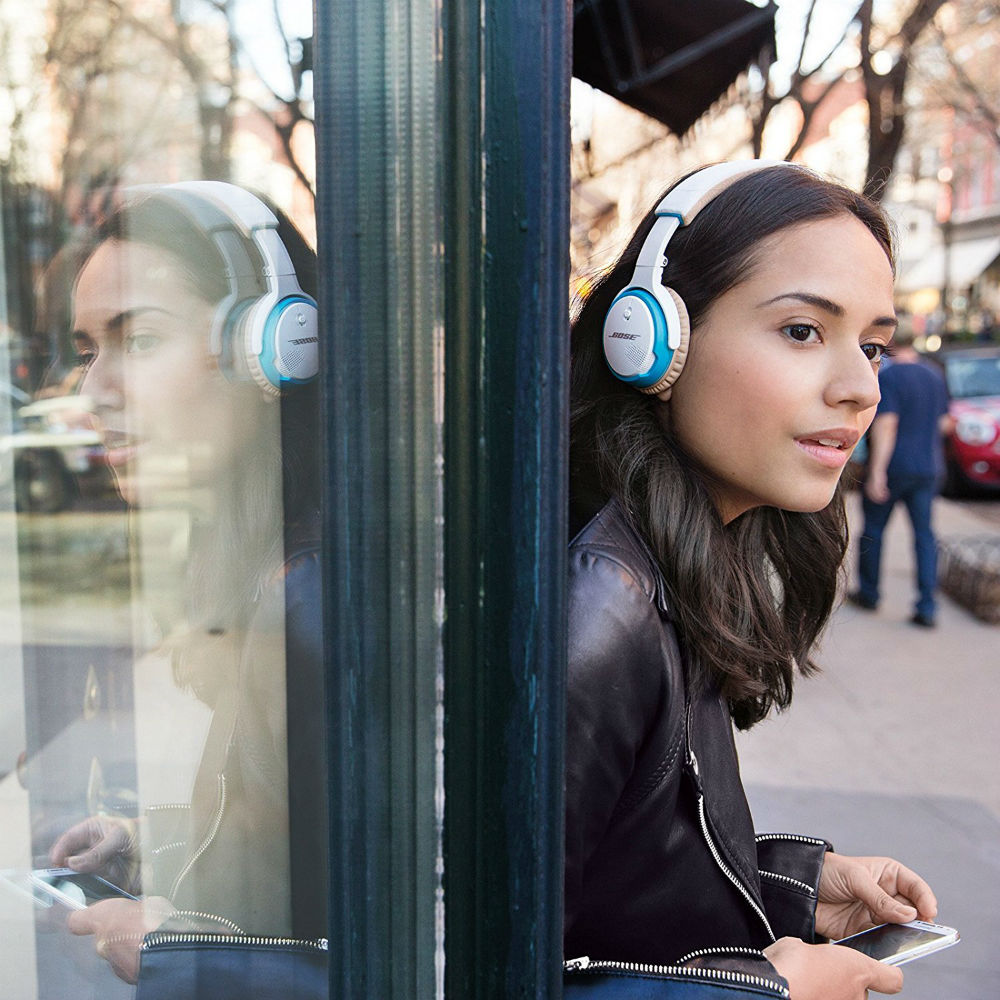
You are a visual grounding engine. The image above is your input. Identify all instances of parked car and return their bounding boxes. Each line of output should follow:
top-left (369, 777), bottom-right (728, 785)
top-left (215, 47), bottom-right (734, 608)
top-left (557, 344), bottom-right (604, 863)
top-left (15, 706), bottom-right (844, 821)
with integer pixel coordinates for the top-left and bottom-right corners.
top-left (0, 388), bottom-right (109, 513)
top-left (932, 347), bottom-right (1000, 495)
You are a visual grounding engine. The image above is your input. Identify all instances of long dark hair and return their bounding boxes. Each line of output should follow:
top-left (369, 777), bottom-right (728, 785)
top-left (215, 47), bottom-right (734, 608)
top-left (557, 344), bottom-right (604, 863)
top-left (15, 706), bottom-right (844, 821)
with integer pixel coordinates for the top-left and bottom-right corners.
top-left (571, 164), bottom-right (895, 729)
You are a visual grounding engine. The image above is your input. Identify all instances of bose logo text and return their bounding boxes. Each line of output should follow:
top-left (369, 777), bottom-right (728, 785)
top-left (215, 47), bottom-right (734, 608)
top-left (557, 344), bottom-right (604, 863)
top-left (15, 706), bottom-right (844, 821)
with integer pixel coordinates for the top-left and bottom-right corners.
top-left (290, 337), bottom-right (319, 345)
top-left (608, 331), bottom-right (640, 340)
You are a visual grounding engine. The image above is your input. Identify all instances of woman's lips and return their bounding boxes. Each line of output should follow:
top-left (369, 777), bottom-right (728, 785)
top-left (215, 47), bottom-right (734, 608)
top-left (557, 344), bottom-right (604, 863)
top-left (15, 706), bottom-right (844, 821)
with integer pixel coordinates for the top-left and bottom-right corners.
top-left (795, 436), bottom-right (853, 469)
top-left (100, 431), bottom-right (139, 468)
top-left (104, 444), bottom-right (137, 467)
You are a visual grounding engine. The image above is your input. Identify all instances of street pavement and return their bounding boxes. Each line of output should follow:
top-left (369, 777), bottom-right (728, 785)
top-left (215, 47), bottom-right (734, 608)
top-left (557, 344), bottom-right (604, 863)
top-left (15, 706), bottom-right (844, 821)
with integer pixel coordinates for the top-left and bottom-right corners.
top-left (736, 492), bottom-right (1000, 998)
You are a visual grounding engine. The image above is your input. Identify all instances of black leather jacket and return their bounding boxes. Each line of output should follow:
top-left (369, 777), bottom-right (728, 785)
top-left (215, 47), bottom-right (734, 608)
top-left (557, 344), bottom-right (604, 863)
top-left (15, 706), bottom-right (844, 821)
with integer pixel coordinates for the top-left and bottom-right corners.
top-left (565, 499), bottom-right (830, 994)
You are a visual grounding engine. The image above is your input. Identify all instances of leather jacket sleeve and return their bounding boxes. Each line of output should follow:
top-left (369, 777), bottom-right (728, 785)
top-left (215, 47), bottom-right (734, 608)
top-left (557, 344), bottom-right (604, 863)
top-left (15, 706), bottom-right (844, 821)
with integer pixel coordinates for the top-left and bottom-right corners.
top-left (282, 547), bottom-right (329, 937)
top-left (565, 545), bottom-right (676, 938)
top-left (756, 833), bottom-right (833, 943)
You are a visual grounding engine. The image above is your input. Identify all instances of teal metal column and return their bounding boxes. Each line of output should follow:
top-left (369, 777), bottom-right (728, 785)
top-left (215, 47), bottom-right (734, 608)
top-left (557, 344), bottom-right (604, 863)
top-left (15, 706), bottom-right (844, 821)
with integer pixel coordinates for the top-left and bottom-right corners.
top-left (315, 0), bottom-right (569, 994)
top-left (314, 1), bottom-right (442, 997)
top-left (443, 0), bottom-right (571, 996)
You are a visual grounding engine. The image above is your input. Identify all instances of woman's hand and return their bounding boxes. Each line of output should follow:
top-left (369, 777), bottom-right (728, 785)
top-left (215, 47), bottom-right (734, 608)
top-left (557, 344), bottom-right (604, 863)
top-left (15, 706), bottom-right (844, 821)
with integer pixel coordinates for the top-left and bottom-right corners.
top-left (49, 816), bottom-right (141, 895)
top-left (765, 936), bottom-right (902, 999)
top-left (815, 852), bottom-right (937, 942)
top-left (66, 896), bottom-right (175, 984)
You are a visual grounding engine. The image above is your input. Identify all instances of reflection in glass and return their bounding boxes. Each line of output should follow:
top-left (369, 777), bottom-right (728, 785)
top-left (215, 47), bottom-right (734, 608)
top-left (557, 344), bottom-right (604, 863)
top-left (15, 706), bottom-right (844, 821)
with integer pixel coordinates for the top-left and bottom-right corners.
top-left (45, 183), bottom-right (323, 984)
top-left (1, 1), bottom-right (324, 997)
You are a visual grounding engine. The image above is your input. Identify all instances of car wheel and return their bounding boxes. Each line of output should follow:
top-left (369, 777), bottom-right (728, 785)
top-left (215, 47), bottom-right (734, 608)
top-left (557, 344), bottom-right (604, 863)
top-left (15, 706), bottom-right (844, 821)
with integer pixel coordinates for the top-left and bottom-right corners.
top-left (14, 450), bottom-right (71, 513)
top-left (941, 460), bottom-right (966, 498)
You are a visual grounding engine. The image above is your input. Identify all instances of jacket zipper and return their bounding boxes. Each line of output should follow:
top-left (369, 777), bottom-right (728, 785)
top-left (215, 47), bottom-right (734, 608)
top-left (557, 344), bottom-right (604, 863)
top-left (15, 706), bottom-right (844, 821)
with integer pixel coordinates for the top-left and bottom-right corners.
top-left (755, 832), bottom-right (827, 848)
top-left (169, 909), bottom-right (244, 934)
top-left (759, 869), bottom-right (815, 895)
top-left (677, 944), bottom-right (771, 963)
top-left (167, 688), bottom-right (245, 901)
top-left (170, 772), bottom-right (227, 900)
top-left (563, 956), bottom-right (788, 998)
top-left (142, 932), bottom-right (329, 952)
top-left (685, 705), bottom-right (775, 943)
top-left (151, 840), bottom-right (186, 858)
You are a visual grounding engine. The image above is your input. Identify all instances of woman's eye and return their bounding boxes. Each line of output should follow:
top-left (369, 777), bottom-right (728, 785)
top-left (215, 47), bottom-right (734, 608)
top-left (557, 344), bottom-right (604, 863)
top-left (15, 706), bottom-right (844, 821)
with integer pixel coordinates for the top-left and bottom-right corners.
top-left (72, 336), bottom-right (97, 367)
top-left (781, 323), bottom-right (820, 344)
top-left (861, 342), bottom-right (886, 364)
top-left (124, 331), bottom-right (162, 355)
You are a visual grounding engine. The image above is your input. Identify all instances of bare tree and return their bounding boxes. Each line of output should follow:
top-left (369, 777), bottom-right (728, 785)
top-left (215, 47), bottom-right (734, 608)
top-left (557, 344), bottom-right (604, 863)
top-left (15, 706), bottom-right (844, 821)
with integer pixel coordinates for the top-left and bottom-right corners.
top-left (45, 0), bottom-right (219, 197)
top-left (751, 0), bottom-right (946, 198)
top-left (914, 2), bottom-right (1000, 153)
top-left (749, 0), bottom-right (855, 163)
top-left (239, 0), bottom-right (315, 200)
top-left (42, 0), bottom-right (314, 200)
top-left (859, 0), bottom-right (947, 196)
top-left (166, 0), bottom-right (240, 182)
top-left (135, 0), bottom-right (315, 196)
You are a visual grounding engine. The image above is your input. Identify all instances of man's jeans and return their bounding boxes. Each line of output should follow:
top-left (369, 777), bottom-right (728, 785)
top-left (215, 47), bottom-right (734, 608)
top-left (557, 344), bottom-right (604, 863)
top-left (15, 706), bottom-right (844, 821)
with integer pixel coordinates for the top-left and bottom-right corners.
top-left (858, 474), bottom-right (939, 619)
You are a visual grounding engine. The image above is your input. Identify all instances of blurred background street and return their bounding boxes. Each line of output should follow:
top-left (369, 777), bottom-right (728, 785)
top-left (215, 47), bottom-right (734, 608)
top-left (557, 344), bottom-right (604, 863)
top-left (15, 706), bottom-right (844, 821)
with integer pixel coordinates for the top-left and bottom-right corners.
top-left (737, 492), bottom-right (1000, 999)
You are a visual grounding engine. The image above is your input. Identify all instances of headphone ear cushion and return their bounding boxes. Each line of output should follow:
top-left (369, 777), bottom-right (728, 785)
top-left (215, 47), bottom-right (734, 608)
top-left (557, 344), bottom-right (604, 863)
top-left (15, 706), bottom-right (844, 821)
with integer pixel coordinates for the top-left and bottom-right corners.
top-left (638, 287), bottom-right (690, 400)
top-left (229, 294), bottom-right (319, 397)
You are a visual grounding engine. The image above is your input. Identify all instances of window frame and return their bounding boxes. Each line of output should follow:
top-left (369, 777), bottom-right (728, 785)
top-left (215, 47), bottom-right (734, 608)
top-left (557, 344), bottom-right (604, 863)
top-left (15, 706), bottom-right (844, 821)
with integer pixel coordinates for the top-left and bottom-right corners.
top-left (313, 0), bottom-right (571, 995)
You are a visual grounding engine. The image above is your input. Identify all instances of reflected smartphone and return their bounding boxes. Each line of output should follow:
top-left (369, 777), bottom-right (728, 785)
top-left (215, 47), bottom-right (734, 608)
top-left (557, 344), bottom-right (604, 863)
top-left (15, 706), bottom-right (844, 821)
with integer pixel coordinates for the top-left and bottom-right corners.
top-left (835, 920), bottom-right (960, 966)
top-left (29, 867), bottom-right (137, 910)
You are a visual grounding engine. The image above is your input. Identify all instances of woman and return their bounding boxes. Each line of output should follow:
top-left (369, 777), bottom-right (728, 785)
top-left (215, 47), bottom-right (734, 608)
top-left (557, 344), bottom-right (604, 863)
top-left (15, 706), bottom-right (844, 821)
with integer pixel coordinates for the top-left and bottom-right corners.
top-left (565, 161), bottom-right (937, 999)
top-left (47, 184), bottom-right (326, 984)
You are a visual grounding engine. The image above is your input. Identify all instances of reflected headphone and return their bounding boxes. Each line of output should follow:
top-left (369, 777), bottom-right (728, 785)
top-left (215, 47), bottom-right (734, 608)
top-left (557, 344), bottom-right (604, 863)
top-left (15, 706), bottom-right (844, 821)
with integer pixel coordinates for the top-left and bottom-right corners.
top-left (127, 181), bottom-right (319, 397)
top-left (602, 160), bottom-right (789, 399)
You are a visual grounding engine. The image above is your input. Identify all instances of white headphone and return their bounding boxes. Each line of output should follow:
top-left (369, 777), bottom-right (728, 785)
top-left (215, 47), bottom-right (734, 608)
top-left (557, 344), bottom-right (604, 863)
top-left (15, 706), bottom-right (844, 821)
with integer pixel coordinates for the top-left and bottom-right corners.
top-left (602, 160), bottom-right (790, 399)
top-left (127, 181), bottom-right (318, 397)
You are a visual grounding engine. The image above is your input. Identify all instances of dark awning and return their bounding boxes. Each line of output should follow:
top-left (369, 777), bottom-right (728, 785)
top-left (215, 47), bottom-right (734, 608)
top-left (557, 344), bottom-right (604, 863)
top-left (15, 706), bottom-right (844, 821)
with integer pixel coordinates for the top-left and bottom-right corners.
top-left (573, 0), bottom-right (777, 136)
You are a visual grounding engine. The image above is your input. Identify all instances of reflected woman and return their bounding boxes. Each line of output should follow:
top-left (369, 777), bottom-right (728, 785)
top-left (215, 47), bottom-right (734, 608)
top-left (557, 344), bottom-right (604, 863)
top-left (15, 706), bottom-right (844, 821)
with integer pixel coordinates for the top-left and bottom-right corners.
top-left (48, 183), bottom-right (327, 983)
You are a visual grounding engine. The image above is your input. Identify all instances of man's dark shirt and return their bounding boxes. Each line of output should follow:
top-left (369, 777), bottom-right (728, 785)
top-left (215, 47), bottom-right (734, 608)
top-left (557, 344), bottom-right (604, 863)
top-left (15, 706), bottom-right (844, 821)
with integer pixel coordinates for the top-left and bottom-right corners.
top-left (876, 359), bottom-right (949, 480)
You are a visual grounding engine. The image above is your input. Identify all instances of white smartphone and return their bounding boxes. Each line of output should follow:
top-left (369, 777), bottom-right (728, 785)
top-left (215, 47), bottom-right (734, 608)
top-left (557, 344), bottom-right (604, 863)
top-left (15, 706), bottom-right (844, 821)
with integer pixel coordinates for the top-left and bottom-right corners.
top-left (835, 920), bottom-right (960, 966)
top-left (28, 867), bottom-right (137, 910)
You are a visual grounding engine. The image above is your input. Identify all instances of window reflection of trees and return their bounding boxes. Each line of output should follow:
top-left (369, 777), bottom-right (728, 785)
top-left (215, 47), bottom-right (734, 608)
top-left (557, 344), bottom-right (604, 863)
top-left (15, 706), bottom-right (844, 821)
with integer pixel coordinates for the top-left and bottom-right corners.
top-left (0, 0), bottom-right (315, 254)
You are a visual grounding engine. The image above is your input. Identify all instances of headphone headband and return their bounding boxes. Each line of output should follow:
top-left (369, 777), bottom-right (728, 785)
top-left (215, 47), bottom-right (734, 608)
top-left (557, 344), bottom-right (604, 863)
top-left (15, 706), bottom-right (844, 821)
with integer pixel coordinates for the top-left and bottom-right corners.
top-left (631, 159), bottom-right (785, 296)
top-left (652, 159), bottom-right (784, 225)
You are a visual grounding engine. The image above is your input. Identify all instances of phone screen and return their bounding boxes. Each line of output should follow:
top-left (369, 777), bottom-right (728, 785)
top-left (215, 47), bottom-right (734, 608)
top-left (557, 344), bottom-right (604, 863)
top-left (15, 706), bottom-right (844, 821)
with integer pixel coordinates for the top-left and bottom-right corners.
top-left (836, 922), bottom-right (959, 965)
top-left (30, 869), bottom-right (135, 908)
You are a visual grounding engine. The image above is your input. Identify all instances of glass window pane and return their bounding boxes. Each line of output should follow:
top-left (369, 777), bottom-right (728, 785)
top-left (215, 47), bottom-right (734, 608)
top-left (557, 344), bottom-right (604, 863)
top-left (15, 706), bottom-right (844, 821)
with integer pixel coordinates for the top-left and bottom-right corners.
top-left (0, 1), bottom-right (326, 997)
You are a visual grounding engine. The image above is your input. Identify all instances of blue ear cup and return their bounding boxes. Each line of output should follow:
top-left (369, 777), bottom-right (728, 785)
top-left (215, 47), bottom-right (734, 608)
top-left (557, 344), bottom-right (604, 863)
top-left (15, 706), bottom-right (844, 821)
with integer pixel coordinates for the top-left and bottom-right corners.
top-left (603, 289), bottom-right (668, 386)
top-left (261, 294), bottom-right (319, 386)
top-left (235, 291), bottom-right (319, 393)
top-left (602, 285), bottom-right (690, 396)
top-left (603, 281), bottom-right (690, 399)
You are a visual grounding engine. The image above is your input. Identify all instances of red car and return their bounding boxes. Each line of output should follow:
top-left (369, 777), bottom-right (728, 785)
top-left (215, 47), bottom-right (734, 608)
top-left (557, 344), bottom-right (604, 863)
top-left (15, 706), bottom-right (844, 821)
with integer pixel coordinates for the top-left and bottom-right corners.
top-left (935, 347), bottom-right (1000, 494)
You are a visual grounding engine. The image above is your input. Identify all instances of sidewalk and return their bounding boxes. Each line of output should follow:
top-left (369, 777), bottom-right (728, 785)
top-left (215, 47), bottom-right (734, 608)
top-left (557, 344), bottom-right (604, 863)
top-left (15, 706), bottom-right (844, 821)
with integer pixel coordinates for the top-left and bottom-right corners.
top-left (736, 494), bottom-right (1000, 999)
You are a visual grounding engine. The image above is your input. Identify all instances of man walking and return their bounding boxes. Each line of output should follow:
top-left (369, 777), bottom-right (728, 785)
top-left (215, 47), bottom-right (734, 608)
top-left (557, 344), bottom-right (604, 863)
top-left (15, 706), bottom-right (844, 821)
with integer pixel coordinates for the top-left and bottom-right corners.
top-left (851, 328), bottom-right (953, 627)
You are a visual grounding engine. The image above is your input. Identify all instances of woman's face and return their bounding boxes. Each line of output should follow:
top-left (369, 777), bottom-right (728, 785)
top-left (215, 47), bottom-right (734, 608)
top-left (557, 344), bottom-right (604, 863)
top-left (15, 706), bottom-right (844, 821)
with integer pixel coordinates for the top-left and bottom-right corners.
top-left (73, 239), bottom-right (268, 507)
top-left (667, 213), bottom-right (896, 523)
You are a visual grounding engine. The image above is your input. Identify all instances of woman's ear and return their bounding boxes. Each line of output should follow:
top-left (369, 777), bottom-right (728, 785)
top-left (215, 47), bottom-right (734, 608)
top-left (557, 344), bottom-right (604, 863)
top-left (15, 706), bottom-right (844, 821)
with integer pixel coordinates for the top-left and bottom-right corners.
top-left (653, 396), bottom-right (672, 435)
